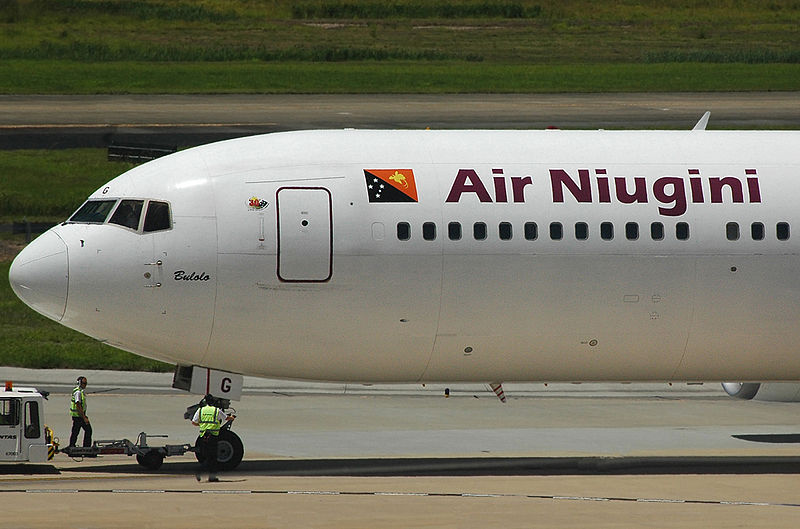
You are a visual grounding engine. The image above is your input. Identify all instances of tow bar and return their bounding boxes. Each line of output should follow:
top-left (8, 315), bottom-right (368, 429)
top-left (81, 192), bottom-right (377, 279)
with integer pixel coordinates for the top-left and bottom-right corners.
top-left (58, 432), bottom-right (194, 470)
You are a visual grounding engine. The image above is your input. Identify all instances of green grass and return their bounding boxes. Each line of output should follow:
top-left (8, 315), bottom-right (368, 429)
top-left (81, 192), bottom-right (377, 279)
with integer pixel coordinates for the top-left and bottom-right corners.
top-left (0, 149), bottom-right (133, 222)
top-left (0, 260), bottom-right (172, 371)
top-left (0, 0), bottom-right (799, 93)
top-left (2, 60), bottom-right (799, 94)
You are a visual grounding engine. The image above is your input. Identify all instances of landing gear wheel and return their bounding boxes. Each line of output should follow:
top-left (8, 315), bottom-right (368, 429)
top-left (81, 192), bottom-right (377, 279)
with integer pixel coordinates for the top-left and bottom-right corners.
top-left (136, 449), bottom-right (164, 470)
top-left (194, 430), bottom-right (244, 471)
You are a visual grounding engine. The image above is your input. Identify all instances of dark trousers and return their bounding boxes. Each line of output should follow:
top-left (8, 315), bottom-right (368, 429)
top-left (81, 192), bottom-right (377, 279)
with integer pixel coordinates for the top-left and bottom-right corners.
top-left (69, 416), bottom-right (92, 447)
top-left (198, 433), bottom-right (219, 474)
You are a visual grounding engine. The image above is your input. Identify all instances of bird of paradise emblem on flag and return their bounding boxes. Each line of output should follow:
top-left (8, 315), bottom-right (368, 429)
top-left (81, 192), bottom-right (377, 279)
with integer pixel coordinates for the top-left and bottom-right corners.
top-left (364, 169), bottom-right (418, 202)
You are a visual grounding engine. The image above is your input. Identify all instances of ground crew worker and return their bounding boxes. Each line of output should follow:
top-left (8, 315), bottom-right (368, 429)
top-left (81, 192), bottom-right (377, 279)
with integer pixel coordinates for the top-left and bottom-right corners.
top-left (68, 376), bottom-right (92, 447)
top-left (191, 394), bottom-right (234, 482)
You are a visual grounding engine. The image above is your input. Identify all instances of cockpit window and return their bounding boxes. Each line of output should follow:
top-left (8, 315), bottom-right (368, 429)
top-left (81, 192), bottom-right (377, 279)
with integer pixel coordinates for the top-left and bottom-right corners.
top-left (69, 200), bottom-right (117, 223)
top-left (143, 201), bottom-right (171, 232)
top-left (109, 200), bottom-right (144, 230)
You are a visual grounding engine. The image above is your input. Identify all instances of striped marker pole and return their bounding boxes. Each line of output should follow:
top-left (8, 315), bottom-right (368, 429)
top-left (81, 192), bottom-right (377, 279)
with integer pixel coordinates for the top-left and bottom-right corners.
top-left (490, 382), bottom-right (506, 403)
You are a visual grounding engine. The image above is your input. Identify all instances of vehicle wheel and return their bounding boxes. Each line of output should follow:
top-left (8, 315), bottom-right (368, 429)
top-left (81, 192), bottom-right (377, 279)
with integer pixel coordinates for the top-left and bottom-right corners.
top-left (136, 450), bottom-right (164, 470)
top-left (194, 431), bottom-right (244, 470)
top-left (216, 430), bottom-right (244, 470)
top-left (194, 435), bottom-right (205, 463)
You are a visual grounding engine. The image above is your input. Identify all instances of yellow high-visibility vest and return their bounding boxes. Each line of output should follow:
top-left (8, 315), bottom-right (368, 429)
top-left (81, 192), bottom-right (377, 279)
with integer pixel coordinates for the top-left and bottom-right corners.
top-left (70, 386), bottom-right (86, 418)
top-left (198, 405), bottom-right (222, 436)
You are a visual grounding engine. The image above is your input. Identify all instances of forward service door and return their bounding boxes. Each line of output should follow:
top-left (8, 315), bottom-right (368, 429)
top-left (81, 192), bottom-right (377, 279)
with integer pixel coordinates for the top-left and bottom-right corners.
top-left (276, 187), bottom-right (332, 282)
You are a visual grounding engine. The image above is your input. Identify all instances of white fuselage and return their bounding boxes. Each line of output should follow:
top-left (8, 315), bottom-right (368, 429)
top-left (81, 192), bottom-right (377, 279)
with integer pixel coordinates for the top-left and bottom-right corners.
top-left (9, 129), bottom-right (800, 383)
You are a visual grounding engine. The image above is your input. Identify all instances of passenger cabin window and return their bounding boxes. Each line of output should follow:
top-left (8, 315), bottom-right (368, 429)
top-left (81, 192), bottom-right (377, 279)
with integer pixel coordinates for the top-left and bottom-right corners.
top-left (650, 222), bottom-right (664, 241)
top-left (549, 222), bottom-right (562, 241)
top-left (422, 222), bottom-right (436, 241)
top-left (575, 222), bottom-right (588, 240)
top-left (143, 201), bottom-right (171, 232)
top-left (676, 222), bottom-right (690, 240)
top-left (751, 222), bottom-right (764, 240)
top-left (726, 222), bottom-right (740, 241)
top-left (473, 222), bottom-right (487, 241)
top-left (600, 222), bottom-right (614, 241)
top-left (499, 222), bottom-right (513, 241)
top-left (69, 200), bottom-right (116, 223)
top-left (777, 222), bottom-right (790, 241)
top-left (524, 222), bottom-right (538, 241)
top-left (448, 222), bottom-right (462, 241)
top-left (109, 200), bottom-right (144, 230)
top-left (625, 222), bottom-right (639, 241)
top-left (397, 222), bottom-right (410, 241)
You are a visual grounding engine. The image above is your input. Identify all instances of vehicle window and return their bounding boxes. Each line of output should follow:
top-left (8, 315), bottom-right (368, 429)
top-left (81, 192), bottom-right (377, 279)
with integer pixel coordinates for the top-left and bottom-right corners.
top-left (109, 200), bottom-right (144, 230)
top-left (143, 201), bottom-right (171, 232)
top-left (24, 401), bottom-right (40, 439)
top-left (448, 222), bottom-right (462, 241)
top-left (499, 222), bottom-right (513, 241)
top-left (69, 200), bottom-right (117, 223)
top-left (0, 398), bottom-right (19, 426)
top-left (397, 222), bottom-right (410, 241)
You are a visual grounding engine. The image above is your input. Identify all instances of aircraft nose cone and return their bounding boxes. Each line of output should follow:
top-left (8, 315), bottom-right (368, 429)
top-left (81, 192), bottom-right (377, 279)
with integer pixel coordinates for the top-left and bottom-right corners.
top-left (8, 230), bottom-right (68, 321)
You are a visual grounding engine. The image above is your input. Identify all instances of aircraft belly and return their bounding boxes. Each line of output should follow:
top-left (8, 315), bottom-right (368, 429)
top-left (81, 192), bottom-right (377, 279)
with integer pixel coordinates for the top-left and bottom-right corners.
top-left (206, 254), bottom-right (440, 381)
top-left (423, 255), bottom-right (697, 382)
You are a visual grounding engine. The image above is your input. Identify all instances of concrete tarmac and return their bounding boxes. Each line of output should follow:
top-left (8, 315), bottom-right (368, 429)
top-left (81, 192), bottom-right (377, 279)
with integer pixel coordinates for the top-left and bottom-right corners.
top-left (2, 369), bottom-right (800, 527)
top-left (1, 92), bottom-right (798, 148)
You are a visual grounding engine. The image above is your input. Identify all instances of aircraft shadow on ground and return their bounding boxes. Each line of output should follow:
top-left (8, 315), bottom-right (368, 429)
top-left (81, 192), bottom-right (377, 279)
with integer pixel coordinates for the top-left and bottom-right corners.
top-left (52, 454), bottom-right (800, 477)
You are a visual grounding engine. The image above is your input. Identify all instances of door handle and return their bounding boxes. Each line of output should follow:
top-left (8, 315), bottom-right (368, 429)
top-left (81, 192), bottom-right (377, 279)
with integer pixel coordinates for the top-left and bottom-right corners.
top-left (144, 260), bottom-right (163, 266)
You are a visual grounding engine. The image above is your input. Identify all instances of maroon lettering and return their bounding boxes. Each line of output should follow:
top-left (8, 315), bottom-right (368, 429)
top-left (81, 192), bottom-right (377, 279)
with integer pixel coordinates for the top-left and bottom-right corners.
top-left (653, 177), bottom-right (687, 216)
top-left (710, 177), bottom-right (744, 203)
top-left (614, 177), bottom-right (648, 204)
top-left (445, 169), bottom-right (492, 203)
top-left (550, 168), bottom-right (592, 203)
top-left (510, 176), bottom-right (533, 203)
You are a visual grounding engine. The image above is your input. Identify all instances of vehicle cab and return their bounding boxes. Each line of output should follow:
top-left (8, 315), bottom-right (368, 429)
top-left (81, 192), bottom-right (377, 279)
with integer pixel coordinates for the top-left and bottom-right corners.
top-left (0, 382), bottom-right (52, 462)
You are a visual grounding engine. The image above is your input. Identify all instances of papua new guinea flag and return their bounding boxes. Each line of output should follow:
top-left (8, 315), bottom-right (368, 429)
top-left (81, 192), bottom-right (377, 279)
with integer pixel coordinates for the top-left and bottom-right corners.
top-left (364, 169), bottom-right (418, 202)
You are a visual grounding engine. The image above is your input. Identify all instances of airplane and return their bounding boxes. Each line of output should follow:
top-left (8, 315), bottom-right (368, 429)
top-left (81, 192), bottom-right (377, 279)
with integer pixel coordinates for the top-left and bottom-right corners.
top-left (8, 122), bottom-right (800, 459)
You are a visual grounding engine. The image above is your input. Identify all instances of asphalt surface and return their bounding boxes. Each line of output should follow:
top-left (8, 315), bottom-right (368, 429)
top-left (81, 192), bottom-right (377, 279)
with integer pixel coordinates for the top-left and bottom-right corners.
top-left (1, 92), bottom-right (798, 149)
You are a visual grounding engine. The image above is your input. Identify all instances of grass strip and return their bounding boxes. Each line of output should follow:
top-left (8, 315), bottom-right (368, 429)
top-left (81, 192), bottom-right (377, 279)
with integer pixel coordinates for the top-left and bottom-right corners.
top-left (1, 61), bottom-right (799, 94)
top-left (0, 149), bottom-right (133, 223)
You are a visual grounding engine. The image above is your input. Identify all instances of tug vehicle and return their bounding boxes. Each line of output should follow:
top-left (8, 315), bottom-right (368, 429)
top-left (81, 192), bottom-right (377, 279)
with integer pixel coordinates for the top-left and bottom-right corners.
top-left (0, 382), bottom-right (55, 463)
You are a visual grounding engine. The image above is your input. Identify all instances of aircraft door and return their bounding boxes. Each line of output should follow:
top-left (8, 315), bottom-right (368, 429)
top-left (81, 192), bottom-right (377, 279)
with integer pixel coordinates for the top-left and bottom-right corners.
top-left (276, 187), bottom-right (332, 282)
